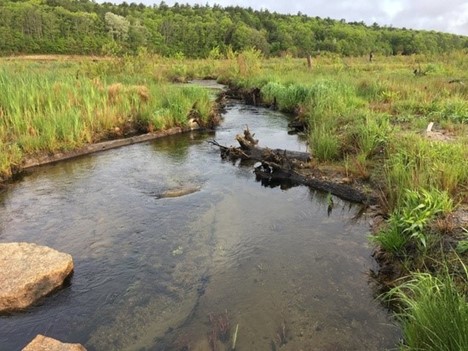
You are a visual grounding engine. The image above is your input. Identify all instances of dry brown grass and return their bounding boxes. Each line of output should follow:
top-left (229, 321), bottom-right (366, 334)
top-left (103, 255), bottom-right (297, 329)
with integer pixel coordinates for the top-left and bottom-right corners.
top-left (130, 85), bottom-right (150, 103)
top-left (3, 55), bottom-right (111, 62)
top-left (107, 83), bottom-right (123, 104)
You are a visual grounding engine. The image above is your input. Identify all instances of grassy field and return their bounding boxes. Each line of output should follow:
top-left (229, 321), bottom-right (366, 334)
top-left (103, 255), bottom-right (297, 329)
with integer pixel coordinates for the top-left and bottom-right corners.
top-left (1, 51), bottom-right (467, 350)
top-left (222, 50), bottom-right (468, 351)
top-left (0, 54), bottom-right (217, 181)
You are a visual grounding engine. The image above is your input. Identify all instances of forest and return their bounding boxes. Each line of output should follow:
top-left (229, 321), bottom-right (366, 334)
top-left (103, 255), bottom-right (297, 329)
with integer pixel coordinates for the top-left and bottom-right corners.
top-left (1, 0), bottom-right (467, 57)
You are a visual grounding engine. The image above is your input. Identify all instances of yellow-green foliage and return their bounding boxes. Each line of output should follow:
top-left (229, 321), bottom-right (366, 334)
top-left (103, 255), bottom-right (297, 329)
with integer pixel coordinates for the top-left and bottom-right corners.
top-left (228, 51), bottom-right (467, 201)
top-left (0, 58), bottom-right (213, 180)
top-left (385, 133), bottom-right (468, 207)
top-left (373, 188), bottom-right (454, 254)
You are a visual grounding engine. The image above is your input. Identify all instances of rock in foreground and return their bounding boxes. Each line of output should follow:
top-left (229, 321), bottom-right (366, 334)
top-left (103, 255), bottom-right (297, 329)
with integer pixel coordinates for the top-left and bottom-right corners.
top-left (22, 335), bottom-right (86, 351)
top-left (0, 242), bottom-right (74, 313)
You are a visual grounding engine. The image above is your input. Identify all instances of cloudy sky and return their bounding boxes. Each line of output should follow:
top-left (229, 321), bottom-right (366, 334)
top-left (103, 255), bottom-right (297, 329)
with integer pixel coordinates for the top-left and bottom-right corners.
top-left (104, 0), bottom-right (468, 35)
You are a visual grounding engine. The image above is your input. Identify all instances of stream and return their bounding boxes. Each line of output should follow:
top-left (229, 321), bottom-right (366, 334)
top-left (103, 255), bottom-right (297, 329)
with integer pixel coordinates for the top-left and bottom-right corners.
top-left (0, 99), bottom-right (400, 350)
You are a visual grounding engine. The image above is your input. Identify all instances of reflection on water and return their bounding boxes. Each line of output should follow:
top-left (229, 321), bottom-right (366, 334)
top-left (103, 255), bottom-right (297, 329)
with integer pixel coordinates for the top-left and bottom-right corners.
top-left (0, 103), bottom-right (399, 350)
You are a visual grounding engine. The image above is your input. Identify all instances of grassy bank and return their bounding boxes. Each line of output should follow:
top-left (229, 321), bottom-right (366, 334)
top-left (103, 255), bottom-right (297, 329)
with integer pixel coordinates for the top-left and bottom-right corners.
top-left (222, 50), bottom-right (468, 350)
top-left (0, 55), bottom-right (217, 181)
top-left (2, 51), bottom-right (467, 350)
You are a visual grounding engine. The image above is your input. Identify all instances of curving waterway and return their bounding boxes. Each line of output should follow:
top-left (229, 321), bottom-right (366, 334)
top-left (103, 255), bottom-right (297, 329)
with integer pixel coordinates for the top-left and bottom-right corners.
top-left (0, 99), bottom-right (400, 350)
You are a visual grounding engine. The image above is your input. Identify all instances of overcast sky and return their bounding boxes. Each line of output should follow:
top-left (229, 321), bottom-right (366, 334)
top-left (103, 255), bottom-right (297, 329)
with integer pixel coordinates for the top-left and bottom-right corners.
top-left (103, 0), bottom-right (468, 36)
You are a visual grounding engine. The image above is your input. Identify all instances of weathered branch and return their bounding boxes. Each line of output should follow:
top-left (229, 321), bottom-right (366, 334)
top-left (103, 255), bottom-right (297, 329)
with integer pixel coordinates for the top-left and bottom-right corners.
top-left (210, 128), bottom-right (376, 204)
top-left (234, 128), bottom-right (311, 163)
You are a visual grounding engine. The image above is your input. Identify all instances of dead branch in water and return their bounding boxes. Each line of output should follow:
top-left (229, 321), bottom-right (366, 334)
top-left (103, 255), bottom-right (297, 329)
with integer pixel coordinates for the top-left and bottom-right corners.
top-left (210, 128), bottom-right (377, 204)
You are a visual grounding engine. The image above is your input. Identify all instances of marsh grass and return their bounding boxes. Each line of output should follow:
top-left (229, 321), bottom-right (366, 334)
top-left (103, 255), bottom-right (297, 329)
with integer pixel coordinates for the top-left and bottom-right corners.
top-left (227, 52), bottom-right (467, 197)
top-left (224, 53), bottom-right (467, 350)
top-left (387, 270), bottom-right (468, 351)
top-left (310, 126), bottom-right (341, 161)
top-left (384, 133), bottom-right (468, 208)
top-left (0, 59), bottom-right (213, 180)
top-left (1, 51), bottom-right (467, 351)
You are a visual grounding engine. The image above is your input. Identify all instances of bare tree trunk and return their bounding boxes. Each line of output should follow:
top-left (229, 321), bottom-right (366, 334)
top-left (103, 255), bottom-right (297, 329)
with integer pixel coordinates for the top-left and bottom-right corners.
top-left (306, 55), bottom-right (312, 69)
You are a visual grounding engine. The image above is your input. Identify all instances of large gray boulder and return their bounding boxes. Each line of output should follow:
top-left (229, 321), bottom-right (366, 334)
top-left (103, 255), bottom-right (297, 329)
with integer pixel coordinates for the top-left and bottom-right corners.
top-left (22, 335), bottom-right (86, 351)
top-left (0, 242), bottom-right (74, 313)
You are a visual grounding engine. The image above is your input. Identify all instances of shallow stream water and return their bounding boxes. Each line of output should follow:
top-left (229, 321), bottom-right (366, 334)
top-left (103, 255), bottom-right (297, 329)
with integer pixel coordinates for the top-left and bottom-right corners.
top-left (0, 101), bottom-right (400, 350)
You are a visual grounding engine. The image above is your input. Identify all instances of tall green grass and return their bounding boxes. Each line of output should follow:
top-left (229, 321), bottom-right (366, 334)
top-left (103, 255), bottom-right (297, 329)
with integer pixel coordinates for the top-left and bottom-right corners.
top-left (225, 53), bottom-right (467, 351)
top-left (0, 60), bottom-right (213, 180)
top-left (387, 270), bottom-right (468, 351)
top-left (385, 133), bottom-right (468, 208)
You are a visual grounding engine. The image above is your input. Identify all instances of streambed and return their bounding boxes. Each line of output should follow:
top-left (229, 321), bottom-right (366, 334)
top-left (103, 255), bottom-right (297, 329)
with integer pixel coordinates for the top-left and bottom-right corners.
top-left (0, 102), bottom-right (399, 350)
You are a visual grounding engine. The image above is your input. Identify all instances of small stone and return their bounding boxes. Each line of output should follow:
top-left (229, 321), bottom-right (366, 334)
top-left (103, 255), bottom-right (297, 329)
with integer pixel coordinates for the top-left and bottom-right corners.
top-left (22, 335), bottom-right (86, 351)
top-left (0, 242), bottom-right (74, 313)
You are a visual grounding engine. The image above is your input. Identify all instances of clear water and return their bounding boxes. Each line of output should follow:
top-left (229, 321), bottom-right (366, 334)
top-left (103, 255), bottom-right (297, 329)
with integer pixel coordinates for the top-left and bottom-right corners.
top-left (0, 103), bottom-right (399, 350)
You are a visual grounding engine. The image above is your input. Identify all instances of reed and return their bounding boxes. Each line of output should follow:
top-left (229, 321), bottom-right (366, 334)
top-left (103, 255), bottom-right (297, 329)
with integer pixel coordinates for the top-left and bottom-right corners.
top-left (0, 59), bottom-right (213, 180)
top-left (387, 270), bottom-right (468, 351)
top-left (384, 133), bottom-right (468, 208)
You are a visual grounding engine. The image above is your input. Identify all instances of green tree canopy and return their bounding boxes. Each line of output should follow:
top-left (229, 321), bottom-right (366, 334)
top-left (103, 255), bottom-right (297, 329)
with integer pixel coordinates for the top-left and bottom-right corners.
top-left (0, 0), bottom-right (466, 57)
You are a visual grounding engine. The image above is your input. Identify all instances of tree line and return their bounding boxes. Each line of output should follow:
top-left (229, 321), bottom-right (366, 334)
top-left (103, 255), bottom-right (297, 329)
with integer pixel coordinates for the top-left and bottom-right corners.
top-left (1, 0), bottom-right (467, 57)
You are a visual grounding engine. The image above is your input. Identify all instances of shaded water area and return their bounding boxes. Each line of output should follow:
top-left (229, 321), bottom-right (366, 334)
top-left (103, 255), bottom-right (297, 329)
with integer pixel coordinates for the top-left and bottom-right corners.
top-left (0, 102), bottom-right (400, 350)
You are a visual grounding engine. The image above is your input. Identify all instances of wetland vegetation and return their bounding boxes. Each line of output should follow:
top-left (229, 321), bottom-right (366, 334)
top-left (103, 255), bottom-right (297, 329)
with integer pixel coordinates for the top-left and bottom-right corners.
top-left (2, 49), bottom-right (466, 350)
top-left (1, 1), bottom-right (467, 350)
top-left (0, 54), bottom-right (216, 181)
top-left (222, 51), bottom-right (468, 351)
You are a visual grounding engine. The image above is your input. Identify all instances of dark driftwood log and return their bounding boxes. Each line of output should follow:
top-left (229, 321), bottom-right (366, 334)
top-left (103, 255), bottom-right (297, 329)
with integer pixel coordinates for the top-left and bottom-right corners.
top-left (254, 161), bottom-right (377, 204)
top-left (210, 128), bottom-right (376, 204)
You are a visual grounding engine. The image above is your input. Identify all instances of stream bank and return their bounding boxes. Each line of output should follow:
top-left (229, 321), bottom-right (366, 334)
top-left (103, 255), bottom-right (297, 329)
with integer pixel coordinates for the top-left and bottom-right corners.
top-left (219, 82), bottom-right (468, 296)
top-left (0, 101), bottom-right (400, 350)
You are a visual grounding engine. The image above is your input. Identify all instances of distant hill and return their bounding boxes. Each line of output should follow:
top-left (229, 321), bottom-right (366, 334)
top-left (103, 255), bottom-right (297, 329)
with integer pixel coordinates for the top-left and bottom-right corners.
top-left (1, 0), bottom-right (467, 56)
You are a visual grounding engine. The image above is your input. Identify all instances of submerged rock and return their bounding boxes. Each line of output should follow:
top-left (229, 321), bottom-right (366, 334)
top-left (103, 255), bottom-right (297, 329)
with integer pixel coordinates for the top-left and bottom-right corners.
top-left (0, 242), bottom-right (74, 313)
top-left (158, 185), bottom-right (201, 198)
top-left (22, 335), bottom-right (86, 351)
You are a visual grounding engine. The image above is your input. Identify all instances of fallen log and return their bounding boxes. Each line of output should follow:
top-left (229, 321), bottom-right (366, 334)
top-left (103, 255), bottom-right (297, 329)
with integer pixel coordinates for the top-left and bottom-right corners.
top-left (254, 161), bottom-right (377, 204)
top-left (22, 126), bottom-right (198, 170)
top-left (218, 128), bottom-right (312, 162)
top-left (210, 128), bottom-right (377, 205)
